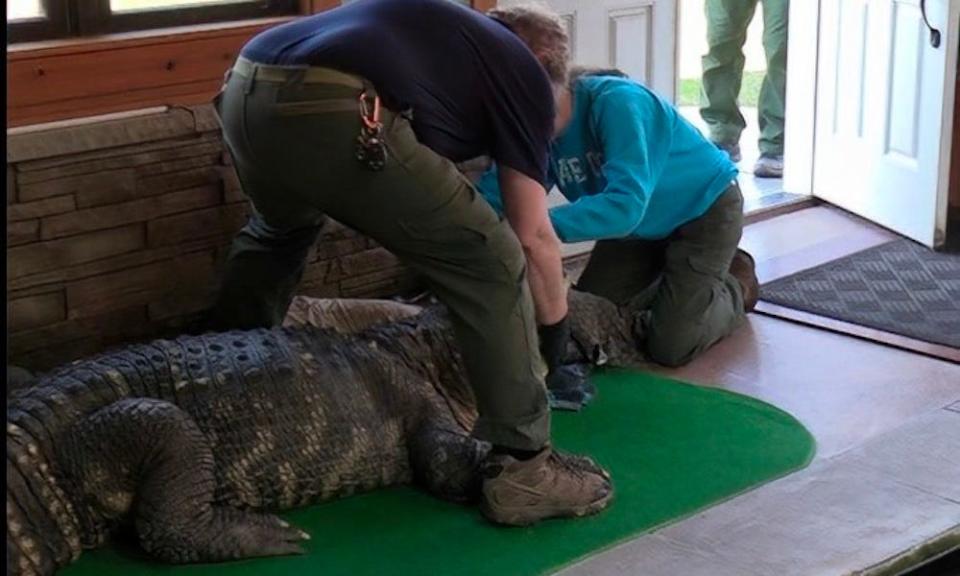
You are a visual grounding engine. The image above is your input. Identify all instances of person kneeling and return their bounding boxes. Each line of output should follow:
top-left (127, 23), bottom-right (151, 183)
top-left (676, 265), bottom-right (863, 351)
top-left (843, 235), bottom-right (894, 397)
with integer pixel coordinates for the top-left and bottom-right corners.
top-left (478, 68), bottom-right (759, 370)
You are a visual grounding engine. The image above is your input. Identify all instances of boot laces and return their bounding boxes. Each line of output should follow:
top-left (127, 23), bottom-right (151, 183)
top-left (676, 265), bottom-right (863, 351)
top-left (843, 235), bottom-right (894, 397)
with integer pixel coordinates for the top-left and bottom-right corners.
top-left (548, 450), bottom-right (592, 480)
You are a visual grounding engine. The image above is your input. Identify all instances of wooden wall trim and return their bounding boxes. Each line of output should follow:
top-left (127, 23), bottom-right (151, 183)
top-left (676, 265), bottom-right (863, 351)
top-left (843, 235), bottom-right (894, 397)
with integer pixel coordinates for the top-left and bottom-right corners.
top-left (7, 17), bottom-right (289, 59)
top-left (301, 0), bottom-right (342, 11)
top-left (7, 18), bottom-right (291, 128)
top-left (7, 1), bottom-right (496, 128)
top-left (471, 0), bottom-right (497, 12)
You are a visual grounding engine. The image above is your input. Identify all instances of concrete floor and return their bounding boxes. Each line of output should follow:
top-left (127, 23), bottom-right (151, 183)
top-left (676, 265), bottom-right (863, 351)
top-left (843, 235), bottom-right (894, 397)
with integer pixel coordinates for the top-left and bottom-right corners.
top-left (553, 206), bottom-right (960, 575)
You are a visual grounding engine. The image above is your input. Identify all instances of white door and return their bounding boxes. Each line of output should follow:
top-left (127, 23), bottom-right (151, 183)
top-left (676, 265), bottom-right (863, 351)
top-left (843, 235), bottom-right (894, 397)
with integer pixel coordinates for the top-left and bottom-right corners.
top-left (499, 0), bottom-right (678, 102)
top-left (812, 0), bottom-right (958, 247)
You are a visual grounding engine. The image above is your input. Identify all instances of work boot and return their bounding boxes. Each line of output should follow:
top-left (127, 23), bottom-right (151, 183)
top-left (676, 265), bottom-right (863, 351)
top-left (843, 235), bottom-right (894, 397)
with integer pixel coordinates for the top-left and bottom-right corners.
top-left (480, 447), bottom-right (613, 526)
top-left (730, 249), bottom-right (759, 313)
top-left (753, 154), bottom-right (783, 178)
top-left (714, 141), bottom-right (742, 163)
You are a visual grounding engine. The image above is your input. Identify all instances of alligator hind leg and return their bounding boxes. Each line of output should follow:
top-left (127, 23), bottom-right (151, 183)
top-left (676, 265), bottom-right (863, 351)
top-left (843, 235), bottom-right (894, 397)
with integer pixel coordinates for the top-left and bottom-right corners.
top-left (62, 398), bottom-right (309, 564)
top-left (408, 422), bottom-right (491, 503)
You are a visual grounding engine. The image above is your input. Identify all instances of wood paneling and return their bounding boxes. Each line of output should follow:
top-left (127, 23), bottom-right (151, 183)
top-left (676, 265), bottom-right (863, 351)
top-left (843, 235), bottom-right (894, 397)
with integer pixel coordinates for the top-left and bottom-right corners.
top-left (7, 19), bottom-right (287, 127)
top-left (8, 1), bottom-right (495, 127)
top-left (301, 0), bottom-right (342, 11)
top-left (471, 0), bottom-right (498, 12)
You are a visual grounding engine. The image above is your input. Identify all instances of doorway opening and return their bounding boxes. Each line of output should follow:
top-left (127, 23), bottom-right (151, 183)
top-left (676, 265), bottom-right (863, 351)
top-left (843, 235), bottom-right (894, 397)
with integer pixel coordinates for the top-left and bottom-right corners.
top-left (676, 0), bottom-right (808, 214)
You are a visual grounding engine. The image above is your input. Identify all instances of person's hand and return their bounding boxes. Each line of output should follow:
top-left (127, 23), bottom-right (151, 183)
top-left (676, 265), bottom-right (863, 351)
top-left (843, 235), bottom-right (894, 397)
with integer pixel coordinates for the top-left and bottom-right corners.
top-left (538, 315), bottom-right (571, 370)
top-left (539, 317), bottom-right (596, 410)
top-left (546, 364), bottom-right (596, 411)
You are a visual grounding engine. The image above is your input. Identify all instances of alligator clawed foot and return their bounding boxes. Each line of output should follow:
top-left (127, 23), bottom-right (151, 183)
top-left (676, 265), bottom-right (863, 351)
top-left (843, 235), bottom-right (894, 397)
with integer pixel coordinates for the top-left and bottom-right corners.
top-left (207, 509), bottom-right (310, 560)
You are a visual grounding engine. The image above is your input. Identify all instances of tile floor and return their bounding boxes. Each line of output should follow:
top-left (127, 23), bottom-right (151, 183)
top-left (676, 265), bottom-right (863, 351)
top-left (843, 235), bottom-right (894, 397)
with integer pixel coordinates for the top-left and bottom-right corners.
top-left (552, 205), bottom-right (960, 575)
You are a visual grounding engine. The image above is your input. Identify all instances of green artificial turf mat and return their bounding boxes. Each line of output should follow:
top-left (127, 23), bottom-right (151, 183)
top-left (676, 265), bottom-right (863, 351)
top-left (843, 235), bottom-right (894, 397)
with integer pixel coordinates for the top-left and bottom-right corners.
top-left (62, 369), bottom-right (815, 576)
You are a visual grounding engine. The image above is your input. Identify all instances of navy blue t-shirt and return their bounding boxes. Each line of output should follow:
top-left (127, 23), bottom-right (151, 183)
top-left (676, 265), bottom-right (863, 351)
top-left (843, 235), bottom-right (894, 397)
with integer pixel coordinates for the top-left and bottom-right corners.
top-left (241, 0), bottom-right (555, 185)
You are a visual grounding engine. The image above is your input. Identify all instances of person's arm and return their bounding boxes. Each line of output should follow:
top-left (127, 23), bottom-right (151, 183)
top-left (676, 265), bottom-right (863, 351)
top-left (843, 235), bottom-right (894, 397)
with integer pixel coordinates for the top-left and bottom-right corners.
top-left (498, 165), bottom-right (567, 325)
top-left (549, 83), bottom-right (673, 243)
top-left (477, 161), bottom-right (559, 219)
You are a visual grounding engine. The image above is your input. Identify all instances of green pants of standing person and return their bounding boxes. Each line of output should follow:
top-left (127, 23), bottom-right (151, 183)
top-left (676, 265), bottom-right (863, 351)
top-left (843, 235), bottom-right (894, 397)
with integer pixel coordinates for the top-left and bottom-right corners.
top-left (575, 184), bottom-right (747, 367)
top-left (701, 0), bottom-right (789, 156)
top-left (209, 60), bottom-right (550, 451)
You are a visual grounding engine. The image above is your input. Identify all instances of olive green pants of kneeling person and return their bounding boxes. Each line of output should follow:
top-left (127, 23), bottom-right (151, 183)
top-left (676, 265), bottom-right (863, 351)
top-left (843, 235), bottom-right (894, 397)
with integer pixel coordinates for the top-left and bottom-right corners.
top-left (576, 184), bottom-right (747, 367)
top-left (210, 67), bottom-right (549, 451)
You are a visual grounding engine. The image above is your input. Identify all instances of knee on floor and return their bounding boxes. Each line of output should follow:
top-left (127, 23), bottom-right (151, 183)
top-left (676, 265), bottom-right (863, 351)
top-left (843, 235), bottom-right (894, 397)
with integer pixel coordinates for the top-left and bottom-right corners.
top-left (645, 331), bottom-right (702, 368)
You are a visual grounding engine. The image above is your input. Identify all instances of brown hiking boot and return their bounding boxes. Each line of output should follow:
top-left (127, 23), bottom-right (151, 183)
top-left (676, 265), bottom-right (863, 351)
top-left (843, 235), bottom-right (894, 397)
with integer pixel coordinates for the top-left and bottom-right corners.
top-left (480, 448), bottom-right (613, 526)
top-left (730, 249), bottom-right (759, 312)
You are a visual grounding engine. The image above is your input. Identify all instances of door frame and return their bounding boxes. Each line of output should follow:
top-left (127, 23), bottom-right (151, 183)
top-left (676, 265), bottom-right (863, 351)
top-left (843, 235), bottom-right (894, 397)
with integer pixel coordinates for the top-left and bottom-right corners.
top-left (782, 1), bottom-right (819, 197)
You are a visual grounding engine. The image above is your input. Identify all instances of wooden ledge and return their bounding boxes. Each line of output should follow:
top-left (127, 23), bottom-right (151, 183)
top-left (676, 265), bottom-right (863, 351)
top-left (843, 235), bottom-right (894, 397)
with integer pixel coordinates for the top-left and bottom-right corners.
top-left (6, 17), bottom-right (289, 127)
top-left (7, 17), bottom-right (294, 59)
top-left (7, 0), bottom-right (492, 128)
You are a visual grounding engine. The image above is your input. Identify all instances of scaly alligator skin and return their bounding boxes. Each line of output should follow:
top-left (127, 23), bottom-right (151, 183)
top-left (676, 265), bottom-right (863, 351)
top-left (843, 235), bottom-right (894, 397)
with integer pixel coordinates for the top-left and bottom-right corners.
top-left (6, 290), bottom-right (642, 576)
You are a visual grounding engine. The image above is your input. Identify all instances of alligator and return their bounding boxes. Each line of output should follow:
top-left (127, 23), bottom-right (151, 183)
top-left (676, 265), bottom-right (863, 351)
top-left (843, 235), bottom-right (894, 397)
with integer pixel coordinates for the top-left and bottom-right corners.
top-left (6, 290), bottom-right (643, 576)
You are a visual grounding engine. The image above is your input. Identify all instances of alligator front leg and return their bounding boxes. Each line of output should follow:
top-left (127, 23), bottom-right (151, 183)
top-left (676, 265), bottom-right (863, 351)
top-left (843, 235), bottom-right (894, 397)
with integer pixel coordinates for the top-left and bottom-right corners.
top-left (61, 398), bottom-right (310, 564)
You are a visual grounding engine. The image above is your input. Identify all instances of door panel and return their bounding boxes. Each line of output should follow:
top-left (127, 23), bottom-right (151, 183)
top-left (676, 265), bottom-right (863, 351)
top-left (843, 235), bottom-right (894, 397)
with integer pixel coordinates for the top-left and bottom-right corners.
top-left (610, 6), bottom-right (654, 85)
top-left (831, 0), bottom-right (868, 139)
top-left (813, 0), bottom-right (959, 247)
top-left (501, 0), bottom-right (677, 101)
top-left (885, 3), bottom-right (924, 161)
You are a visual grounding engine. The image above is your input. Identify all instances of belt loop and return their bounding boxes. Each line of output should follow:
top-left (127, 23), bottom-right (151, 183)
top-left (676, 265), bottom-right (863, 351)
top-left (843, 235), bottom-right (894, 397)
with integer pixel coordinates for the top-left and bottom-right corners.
top-left (243, 64), bottom-right (257, 95)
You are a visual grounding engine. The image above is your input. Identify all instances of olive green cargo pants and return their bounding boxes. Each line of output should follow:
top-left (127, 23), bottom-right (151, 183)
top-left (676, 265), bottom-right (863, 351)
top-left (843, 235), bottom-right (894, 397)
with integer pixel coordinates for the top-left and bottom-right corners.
top-left (575, 184), bottom-right (747, 367)
top-left (211, 64), bottom-right (549, 450)
top-left (700, 0), bottom-right (789, 156)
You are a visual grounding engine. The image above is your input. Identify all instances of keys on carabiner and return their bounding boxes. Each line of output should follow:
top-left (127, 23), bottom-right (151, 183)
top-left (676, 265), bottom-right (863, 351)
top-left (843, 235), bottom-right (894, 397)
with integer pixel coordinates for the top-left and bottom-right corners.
top-left (356, 91), bottom-right (387, 171)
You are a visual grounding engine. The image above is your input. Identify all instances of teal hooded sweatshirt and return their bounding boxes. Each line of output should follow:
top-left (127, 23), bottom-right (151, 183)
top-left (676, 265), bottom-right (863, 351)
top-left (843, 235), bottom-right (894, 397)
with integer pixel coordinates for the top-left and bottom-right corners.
top-left (477, 75), bottom-right (738, 243)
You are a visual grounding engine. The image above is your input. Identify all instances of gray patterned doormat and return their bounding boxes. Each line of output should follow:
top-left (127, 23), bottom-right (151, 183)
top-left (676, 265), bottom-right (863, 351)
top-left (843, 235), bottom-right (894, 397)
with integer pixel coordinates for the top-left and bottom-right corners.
top-left (759, 239), bottom-right (960, 351)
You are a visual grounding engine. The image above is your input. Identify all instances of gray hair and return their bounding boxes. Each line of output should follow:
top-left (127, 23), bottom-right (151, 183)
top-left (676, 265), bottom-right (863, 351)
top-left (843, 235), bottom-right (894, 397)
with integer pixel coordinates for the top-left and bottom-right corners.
top-left (488, 3), bottom-right (570, 86)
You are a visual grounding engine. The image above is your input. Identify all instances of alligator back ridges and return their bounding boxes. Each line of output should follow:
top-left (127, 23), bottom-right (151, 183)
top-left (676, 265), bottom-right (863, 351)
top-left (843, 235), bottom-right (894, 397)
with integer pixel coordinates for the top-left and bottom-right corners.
top-left (6, 291), bottom-right (642, 575)
top-left (7, 323), bottom-right (483, 575)
top-left (8, 422), bottom-right (82, 576)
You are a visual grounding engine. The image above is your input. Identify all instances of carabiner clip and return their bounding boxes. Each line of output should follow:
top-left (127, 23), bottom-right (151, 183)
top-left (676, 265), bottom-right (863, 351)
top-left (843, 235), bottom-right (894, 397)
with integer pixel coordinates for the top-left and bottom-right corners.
top-left (359, 91), bottom-right (382, 129)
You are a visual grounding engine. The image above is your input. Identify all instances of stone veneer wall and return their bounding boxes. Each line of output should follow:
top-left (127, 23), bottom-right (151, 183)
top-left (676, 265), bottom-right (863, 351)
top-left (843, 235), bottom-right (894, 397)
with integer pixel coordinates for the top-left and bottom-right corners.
top-left (6, 105), bottom-right (419, 372)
